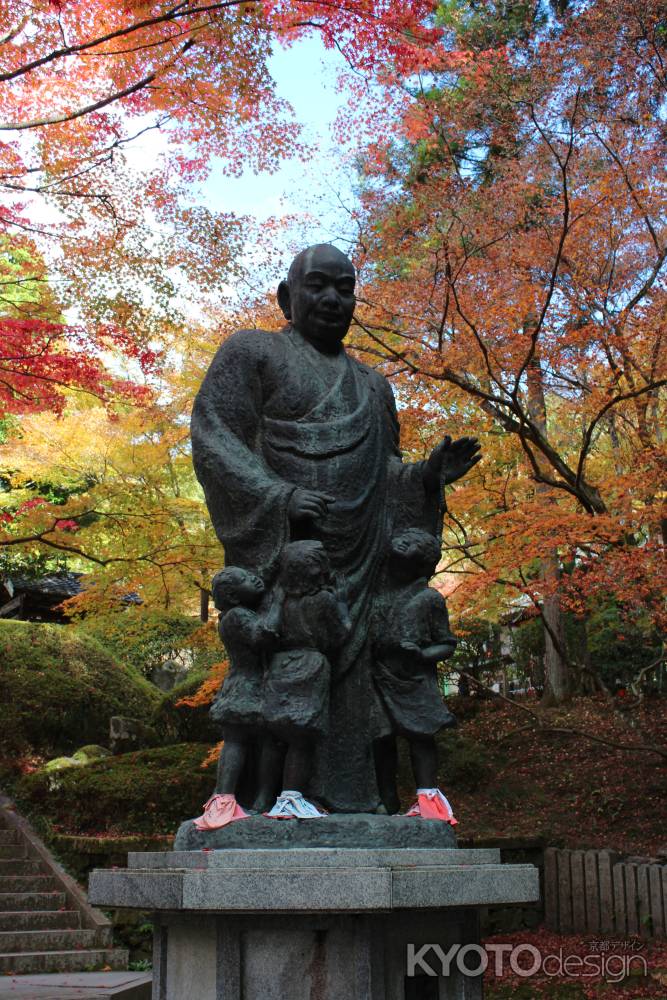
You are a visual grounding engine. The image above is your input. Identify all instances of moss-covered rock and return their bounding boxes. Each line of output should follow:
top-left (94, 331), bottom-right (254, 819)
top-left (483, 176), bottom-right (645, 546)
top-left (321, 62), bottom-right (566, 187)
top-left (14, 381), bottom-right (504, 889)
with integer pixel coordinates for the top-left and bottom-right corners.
top-left (43, 756), bottom-right (79, 772)
top-left (43, 746), bottom-right (112, 778)
top-left (0, 620), bottom-right (161, 761)
top-left (16, 743), bottom-right (217, 835)
top-left (109, 717), bottom-right (159, 754)
top-left (72, 745), bottom-right (111, 762)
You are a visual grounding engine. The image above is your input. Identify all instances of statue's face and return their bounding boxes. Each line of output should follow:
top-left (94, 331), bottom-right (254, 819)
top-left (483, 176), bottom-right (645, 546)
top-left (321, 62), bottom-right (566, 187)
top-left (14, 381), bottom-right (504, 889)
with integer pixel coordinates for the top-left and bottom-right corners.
top-left (283, 245), bottom-right (356, 351)
top-left (234, 570), bottom-right (265, 605)
top-left (302, 546), bottom-right (329, 586)
top-left (213, 567), bottom-right (264, 610)
top-left (390, 530), bottom-right (439, 576)
top-left (282, 540), bottom-right (330, 592)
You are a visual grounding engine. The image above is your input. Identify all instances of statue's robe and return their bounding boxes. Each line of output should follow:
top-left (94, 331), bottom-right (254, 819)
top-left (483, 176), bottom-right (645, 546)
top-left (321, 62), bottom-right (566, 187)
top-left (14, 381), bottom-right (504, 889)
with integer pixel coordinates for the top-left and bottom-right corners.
top-left (191, 326), bottom-right (439, 811)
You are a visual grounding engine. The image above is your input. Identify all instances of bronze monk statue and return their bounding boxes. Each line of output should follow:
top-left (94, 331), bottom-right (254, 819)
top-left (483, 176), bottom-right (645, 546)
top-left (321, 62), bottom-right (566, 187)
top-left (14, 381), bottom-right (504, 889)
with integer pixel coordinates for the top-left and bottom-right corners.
top-left (191, 243), bottom-right (480, 813)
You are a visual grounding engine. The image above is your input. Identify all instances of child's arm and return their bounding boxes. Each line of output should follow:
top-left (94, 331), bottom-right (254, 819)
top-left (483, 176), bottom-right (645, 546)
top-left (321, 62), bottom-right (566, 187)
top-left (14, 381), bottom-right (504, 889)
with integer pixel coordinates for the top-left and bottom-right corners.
top-left (262, 584), bottom-right (284, 637)
top-left (320, 589), bottom-right (352, 649)
top-left (418, 641), bottom-right (457, 663)
top-left (421, 590), bottom-right (457, 663)
top-left (394, 591), bottom-right (456, 663)
top-left (230, 607), bottom-right (278, 650)
top-left (395, 638), bottom-right (452, 662)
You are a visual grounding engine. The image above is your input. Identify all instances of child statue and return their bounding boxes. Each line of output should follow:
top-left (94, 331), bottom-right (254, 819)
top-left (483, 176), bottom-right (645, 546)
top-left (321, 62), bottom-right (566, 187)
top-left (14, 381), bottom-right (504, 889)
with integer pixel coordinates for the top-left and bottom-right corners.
top-left (194, 566), bottom-right (281, 830)
top-left (372, 528), bottom-right (458, 822)
top-left (263, 540), bottom-right (352, 819)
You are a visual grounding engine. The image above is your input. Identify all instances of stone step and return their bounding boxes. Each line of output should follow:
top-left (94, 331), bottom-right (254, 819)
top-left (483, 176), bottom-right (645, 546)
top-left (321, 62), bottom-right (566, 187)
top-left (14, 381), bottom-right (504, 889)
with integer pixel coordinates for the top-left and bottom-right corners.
top-left (0, 947), bottom-right (129, 975)
top-left (0, 858), bottom-right (44, 876)
top-left (0, 927), bottom-right (106, 953)
top-left (0, 891), bottom-right (66, 911)
top-left (0, 844), bottom-right (26, 859)
top-left (0, 830), bottom-right (20, 845)
top-left (0, 875), bottom-right (56, 894)
top-left (0, 910), bottom-right (80, 931)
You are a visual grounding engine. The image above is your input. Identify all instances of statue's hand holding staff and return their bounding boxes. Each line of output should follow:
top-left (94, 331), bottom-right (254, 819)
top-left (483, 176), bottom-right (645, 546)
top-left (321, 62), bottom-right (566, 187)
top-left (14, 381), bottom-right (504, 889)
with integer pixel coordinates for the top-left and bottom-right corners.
top-left (288, 488), bottom-right (336, 522)
top-left (423, 436), bottom-right (481, 492)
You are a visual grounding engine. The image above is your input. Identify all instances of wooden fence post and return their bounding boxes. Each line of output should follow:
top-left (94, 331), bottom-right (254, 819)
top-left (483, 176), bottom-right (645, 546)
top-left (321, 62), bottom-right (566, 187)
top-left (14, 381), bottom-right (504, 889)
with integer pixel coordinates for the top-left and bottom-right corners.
top-left (584, 850), bottom-right (601, 934)
top-left (544, 848), bottom-right (666, 940)
top-left (570, 851), bottom-right (586, 932)
top-left (637, 865), bottom-right (652, 939)
top-left (624, 864), bottom-right (639, 936)
top-left (597, 851), bottom-right (615, 935)
top-left (558, 849), bottom-right (573, 934)
top-left (544, 847), bottom-right (559, 931)
top-left (648, 865), bottom-right (665, 938)
top-left (613, 862), bottom-right (626, 935)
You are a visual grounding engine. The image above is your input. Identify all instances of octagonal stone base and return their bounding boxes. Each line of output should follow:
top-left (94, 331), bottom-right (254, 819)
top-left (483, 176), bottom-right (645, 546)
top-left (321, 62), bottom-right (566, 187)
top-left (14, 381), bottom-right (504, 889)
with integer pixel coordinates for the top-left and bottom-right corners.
top-left (89, 846), bottom-right (539, 1000)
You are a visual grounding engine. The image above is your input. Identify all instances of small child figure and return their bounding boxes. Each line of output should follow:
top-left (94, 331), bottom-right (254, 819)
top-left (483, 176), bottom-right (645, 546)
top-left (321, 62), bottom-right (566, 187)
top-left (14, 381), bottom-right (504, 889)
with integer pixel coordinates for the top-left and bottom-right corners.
top-left (194, 566), bottom-right (280, 830)
top-left (263, 540), bottom-right (351, 819)
top-left (372, 529), bottom-right (458, 822)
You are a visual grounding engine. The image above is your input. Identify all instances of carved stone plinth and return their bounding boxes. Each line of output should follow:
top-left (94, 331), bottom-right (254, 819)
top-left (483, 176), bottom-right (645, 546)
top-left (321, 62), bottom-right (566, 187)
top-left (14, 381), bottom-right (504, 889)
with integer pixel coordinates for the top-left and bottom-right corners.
top-left (174, 813), bottom-right (458, 851)
top-left (89, 845), bottom-right (539, 999)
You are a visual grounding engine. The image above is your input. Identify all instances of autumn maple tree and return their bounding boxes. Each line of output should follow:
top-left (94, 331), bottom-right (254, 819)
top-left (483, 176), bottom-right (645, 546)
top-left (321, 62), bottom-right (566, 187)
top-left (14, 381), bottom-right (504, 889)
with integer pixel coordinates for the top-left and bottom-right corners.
top-left (0, 0), bottom-right (444, 413)
top-left (344, 0), bottom-right (666, 704)
top-left (2, 0), bottom-right (664, 728)
top-left (0, 0), bottom-right (441, 585)
top-left (0, 319), bottom-right (220, 600)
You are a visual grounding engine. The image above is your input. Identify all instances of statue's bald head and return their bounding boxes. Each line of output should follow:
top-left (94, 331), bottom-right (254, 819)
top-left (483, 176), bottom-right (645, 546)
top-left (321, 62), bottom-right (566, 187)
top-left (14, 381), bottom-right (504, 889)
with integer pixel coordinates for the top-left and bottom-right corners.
top-left (278, 244), bottom-right (356, 353)
top-left (287, 244), bottom-right (355, 285)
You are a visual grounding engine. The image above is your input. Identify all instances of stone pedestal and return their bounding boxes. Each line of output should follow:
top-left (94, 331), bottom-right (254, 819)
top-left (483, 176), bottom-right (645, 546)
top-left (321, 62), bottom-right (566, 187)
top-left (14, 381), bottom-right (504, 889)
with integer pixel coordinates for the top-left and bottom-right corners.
top-left (89, 840), bottom-right (538, 1000)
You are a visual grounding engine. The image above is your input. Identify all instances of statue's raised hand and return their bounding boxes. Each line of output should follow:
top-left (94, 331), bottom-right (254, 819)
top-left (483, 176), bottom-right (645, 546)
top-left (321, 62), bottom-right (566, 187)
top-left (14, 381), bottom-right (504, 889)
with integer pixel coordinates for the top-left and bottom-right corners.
top-left (288, 488), bottom-right (336, 522)
top-left (423, 436), bottom-right (481, 491)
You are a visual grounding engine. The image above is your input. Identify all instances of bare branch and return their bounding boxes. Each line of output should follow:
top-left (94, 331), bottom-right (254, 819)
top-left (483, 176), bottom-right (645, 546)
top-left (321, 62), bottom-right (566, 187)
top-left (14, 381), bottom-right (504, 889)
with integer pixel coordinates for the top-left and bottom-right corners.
top-left (576, 379), bottom-right (667, 487)
top-left (513, 91), bottom-right (580, 397)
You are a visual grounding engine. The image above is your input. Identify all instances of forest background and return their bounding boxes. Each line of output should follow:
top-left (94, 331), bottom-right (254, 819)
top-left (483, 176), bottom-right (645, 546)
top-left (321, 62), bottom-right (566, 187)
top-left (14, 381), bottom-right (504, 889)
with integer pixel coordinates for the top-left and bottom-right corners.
top-left (0, 0), bottom-right (664, 765)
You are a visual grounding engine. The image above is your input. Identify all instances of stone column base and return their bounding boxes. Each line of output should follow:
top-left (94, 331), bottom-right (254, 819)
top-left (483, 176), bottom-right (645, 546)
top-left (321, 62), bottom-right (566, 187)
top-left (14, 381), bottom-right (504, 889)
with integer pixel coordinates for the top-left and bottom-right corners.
top-left (89, 846), bottom-right (539, 1000)
top-left (152, 908), bottom-right (482, 1000)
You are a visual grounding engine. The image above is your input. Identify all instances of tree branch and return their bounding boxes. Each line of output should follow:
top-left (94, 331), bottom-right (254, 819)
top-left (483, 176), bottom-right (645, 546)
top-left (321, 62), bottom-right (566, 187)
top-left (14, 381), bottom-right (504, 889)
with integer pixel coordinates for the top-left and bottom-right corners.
top-left (576, 379), bottom-right (667, 487)
top-left (0, 38), bottom-right (196, 131)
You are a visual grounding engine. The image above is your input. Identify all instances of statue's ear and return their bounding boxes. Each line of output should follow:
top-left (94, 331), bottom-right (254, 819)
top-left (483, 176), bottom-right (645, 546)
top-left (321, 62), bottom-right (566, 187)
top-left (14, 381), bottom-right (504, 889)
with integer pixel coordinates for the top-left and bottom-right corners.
top-left (277, 280), bottom-right (291, 321)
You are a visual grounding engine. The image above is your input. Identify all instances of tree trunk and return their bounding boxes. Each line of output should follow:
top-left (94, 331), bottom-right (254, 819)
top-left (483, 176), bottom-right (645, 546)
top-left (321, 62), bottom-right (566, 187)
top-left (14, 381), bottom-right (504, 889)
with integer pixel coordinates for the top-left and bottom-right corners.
top-left (540, 554), bottom-right (570, 705)
top-left (525, 338), bottom-right (571, 705)
top-left (200, 586), bottom-right (209, 623)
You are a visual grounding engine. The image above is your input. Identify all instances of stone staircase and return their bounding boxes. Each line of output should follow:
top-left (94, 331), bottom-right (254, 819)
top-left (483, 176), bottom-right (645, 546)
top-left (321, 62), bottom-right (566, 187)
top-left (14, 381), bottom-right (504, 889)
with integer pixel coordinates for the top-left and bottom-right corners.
top-left (0, 799), bottom-right (129, 975)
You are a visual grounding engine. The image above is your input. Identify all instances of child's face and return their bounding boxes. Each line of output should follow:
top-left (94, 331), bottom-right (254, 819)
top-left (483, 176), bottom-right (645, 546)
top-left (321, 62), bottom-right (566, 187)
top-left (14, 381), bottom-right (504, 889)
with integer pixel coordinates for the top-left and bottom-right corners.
top-left (308, 559), bottom-right (326, 586)
top-left (283, 542), bottom-right (329, 591)
top-left (234, 571), bottom-right (265, 605)
top-left (392, 534), bottom-right (419, 560)
top-left (215, 569), bottom-right (264, 608)
top-left (390, 534), bottom-right (436, 576)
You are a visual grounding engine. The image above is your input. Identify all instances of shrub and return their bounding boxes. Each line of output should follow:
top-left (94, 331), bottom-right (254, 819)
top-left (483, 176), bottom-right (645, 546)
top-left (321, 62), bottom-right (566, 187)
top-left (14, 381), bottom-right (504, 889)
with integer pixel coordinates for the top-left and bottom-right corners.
top-left (436, 733), bottom-right (493, 791)
top-left (151, 671), bottom-right (221, 743)
top-left (80, 609), bottom-right (220, 678)
top-left (16, 743), bottom-right (217, 835)
top-left (0, 620), bottom-right (161, 761)
top-left (395, 731), bottom-right (492, 802)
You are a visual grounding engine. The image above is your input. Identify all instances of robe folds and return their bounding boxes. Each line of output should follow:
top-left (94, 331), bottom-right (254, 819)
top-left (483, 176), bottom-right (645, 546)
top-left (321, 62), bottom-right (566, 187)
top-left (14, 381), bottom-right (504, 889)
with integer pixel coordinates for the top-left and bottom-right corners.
top-left (191, 326), bottom-right (439, 811)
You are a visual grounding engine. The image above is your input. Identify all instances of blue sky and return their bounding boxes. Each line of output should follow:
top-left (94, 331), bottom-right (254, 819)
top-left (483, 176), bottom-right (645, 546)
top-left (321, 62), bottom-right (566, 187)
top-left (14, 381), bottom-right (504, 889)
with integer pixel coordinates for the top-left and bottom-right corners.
top-left (203, 35), bottom-right (357, 245)
top-left (118, 34), bottom-right (359, 311)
